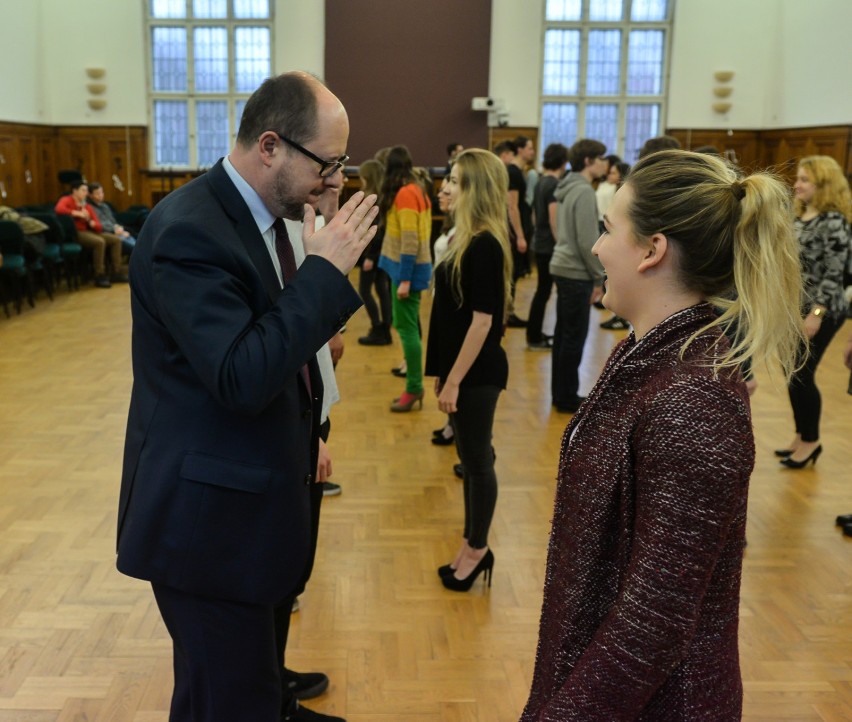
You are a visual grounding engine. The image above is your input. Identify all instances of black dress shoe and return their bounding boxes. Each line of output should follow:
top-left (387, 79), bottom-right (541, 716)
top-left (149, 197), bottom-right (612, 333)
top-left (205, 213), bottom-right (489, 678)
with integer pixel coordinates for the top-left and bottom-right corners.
top-left (554, 396), bottom-right (586, 414)
top-left (281, 668), bottom-right (329, 700)
top-left (506, 313), bottom-right (527, 328)
top-left (453, 463), bottom-right (465, 479)
top-left (779, 445), bottom-right (822, 469)
top-left (843, 523), bottom-right (852, 538)
top-left (835, 514), bottom-right (852, 526)
top-left (282, 699), bottom-right (345, 722)
top-left (431, 435), bottom-right (454, 446)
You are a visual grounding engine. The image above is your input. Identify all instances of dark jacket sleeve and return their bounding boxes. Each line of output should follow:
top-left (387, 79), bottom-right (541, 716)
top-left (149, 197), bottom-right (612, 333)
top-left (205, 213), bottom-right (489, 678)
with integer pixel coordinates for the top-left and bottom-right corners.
top-left (150, 218), bottom-right (360, 415)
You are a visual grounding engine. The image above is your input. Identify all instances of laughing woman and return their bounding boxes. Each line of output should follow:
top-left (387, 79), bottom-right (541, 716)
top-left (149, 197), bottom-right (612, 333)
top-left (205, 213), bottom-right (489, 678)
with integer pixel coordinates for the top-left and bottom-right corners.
top-left (520, 150), bottom-right (804, 720)
top-left (776, 155), bottom-right (851, 468)
top-left (426, 149), bottom-right (512, 592)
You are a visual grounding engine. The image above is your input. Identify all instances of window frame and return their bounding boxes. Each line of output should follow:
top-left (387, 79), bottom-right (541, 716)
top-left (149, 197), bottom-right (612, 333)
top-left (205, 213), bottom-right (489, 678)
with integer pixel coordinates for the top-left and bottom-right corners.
top-left (144, 0), bottom-right (274, 169)
top-left (539, 0), bottom-right (674, 163)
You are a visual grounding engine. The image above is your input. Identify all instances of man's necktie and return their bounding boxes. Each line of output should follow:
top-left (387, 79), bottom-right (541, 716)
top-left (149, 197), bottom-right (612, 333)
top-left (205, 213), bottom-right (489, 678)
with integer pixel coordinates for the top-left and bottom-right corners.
top-left (273, 217), bottom-right (298, 283)
top-left (272, 218), bottom-right (311, 397)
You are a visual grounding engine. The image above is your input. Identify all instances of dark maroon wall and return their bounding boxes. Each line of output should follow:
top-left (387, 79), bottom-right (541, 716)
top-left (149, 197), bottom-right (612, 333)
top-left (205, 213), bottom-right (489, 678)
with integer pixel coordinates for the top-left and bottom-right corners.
top-left (324, 0), bottom-right (492, 168)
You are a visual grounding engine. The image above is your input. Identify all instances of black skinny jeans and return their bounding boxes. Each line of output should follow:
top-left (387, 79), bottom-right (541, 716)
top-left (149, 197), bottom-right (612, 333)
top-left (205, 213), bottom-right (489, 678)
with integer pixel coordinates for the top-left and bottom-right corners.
top-left (526, 251), bottom-right (554, 344)
top-left (451, 384), bottom-right (501, 549)
top-left (358, 265), bottom-right (392, 329)
top-left (788, 314), bottom-right (844, 442)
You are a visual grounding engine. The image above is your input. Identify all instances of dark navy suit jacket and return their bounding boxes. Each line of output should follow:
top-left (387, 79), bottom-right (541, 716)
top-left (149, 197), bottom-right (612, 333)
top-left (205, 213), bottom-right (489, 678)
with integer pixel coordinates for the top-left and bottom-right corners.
top-left (116, 160), bottom-right (361, 605)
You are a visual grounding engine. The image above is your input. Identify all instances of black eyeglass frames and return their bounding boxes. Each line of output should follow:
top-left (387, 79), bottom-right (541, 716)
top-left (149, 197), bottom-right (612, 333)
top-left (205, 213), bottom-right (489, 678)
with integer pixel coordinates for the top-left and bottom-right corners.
top-left (276, 133), bottom-right (348, 178)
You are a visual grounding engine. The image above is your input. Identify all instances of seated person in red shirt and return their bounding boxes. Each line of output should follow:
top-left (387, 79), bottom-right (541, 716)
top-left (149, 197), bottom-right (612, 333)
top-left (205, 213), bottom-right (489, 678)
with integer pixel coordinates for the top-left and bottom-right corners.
top-left (55, 180), bottom-right (127, 288)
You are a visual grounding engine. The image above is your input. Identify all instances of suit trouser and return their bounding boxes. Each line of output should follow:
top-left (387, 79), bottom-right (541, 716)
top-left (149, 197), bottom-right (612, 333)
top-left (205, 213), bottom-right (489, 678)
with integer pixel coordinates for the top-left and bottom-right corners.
top-left (76, 230), bottom-right (123, 276)
top-left (273, 417), bottom-right (330, 704)
top-left (152, 583), bottom-right (282, 722)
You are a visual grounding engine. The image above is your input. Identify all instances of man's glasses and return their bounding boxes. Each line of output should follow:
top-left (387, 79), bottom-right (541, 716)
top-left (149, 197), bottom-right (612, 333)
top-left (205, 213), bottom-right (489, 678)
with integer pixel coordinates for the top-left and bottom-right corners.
top-left (276, 133), bottom-right (348, 178)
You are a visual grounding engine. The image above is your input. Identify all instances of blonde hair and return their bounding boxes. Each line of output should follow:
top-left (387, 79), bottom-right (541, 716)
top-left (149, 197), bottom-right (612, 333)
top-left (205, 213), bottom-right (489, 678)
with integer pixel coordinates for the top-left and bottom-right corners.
top-left (626, 149), bottom-right (805, 380)
top-left (439, 149), bottom-right (512, 316)
top-left (795, 155), bottom-right (852, 222)
top-left (358, 158), bottom-right (383, 197)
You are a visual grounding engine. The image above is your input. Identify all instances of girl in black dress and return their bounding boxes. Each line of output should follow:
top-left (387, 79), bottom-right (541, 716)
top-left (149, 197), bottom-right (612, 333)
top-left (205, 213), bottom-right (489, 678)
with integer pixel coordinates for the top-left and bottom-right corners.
top-left (425, 149), bottom-right (513, 591)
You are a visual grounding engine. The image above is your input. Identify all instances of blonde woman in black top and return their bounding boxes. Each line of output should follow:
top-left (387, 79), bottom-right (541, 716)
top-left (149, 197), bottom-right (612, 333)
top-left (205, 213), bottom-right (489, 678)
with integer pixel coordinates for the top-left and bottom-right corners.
top-left (425, 149), bottom-right (512, 591)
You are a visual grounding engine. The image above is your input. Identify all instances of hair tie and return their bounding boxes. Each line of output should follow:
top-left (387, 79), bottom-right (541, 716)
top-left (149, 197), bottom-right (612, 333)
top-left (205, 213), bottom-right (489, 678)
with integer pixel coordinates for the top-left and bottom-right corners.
top-left (731, 181), bottom-right (746, 201)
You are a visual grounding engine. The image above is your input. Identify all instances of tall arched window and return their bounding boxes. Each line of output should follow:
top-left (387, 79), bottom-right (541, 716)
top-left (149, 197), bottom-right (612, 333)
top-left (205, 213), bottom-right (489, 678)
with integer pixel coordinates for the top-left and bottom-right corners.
top-left (146, 0), bottom-right (273, 168)
top-left (541, 0), bottom-right (673, 163)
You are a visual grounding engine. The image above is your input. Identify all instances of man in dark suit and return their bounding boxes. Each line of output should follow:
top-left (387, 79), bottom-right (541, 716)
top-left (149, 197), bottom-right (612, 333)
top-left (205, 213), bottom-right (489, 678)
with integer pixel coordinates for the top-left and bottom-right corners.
top-left (116, 72), bottom-right (378, 722)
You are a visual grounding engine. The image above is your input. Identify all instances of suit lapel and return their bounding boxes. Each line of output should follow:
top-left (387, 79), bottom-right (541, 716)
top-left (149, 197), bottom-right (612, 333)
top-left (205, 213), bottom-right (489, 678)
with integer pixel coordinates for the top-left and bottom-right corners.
top-left (205, 160), bottom-right (281, 305)
top-left (205, 160), bottom-right (315, 401)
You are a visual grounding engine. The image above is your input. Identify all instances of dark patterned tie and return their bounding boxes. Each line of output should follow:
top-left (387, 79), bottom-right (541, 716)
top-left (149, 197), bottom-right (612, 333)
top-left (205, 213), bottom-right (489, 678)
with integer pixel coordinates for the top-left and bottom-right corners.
top-left (272, 218), bottom-right (311, 397)
top-left (273, 217), bottom-right (298, 283)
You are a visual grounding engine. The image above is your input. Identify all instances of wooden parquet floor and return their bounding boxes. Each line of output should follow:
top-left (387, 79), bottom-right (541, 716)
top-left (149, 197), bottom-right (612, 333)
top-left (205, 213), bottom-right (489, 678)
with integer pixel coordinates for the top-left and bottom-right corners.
top-left (0, 273), bottom-right (851, 721)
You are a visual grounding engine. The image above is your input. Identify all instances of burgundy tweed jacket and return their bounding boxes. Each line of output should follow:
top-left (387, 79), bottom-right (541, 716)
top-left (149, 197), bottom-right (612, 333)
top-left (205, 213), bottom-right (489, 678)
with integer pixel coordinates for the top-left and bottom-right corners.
top-left (521, 304), bottom-right (753, 721)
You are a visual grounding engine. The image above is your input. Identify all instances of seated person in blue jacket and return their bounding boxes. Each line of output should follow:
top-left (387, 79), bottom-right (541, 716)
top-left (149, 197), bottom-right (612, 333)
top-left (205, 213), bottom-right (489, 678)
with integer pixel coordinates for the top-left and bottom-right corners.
top-left (88, 183), bottom-right (136, 255)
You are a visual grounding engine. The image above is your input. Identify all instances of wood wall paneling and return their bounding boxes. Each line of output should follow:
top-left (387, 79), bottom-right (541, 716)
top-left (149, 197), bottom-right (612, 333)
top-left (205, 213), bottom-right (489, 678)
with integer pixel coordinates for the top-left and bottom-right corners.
top-left (668, 125), bottom-right (851, 184)
top-left (489, 126), bottom-right (540, 155)
top-left (0, 122), bottom-right (148, 210)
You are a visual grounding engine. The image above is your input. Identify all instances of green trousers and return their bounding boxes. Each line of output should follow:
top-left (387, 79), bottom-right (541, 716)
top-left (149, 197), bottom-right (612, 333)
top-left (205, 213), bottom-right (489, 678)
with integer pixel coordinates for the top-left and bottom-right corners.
top-left (391, 285), bottom-right (423, 394)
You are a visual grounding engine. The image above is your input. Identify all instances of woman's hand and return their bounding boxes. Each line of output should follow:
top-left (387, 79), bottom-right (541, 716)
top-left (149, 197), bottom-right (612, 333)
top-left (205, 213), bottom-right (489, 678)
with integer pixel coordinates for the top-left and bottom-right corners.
top-left (437, 379), bottom-right (460, 414)
top-left (803, 311), bottom-right (823, 340)
top-left (397, 280), bottom-right (411, 299)
top-left (362, 258), bottom-right (374, 272)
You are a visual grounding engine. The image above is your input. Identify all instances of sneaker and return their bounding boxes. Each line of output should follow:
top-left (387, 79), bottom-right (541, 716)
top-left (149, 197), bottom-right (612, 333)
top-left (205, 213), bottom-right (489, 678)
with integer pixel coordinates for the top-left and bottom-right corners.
top-left (94, 275), bottom-right (112, 289)
top-left (321, 482), bottom-right (341, 497)
top-left (281, 668), bottom-right (330, 701)
top-left (600, 316), bottom-right (630, 330)
top-left (506, 313), bottom-right (528, 328)
top-left (357, 326), bottom-right (392, 346)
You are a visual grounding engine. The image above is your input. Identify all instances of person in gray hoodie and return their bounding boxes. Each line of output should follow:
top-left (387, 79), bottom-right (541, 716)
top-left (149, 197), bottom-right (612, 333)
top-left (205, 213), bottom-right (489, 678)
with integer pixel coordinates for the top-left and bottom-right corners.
top-left (550, 138), bottom-right (608, 413)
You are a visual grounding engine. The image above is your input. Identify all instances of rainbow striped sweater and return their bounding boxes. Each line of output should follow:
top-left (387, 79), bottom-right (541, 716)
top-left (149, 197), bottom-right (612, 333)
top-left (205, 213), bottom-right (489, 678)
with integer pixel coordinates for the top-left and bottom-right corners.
top-left (378, 183), bottom-right (433, 291)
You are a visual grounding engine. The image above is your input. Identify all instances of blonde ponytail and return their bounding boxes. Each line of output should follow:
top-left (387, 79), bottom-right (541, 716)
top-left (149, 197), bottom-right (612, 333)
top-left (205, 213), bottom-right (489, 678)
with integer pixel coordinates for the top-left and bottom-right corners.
top-left (710, 174), bottom-right (805, 380)
top-left (627, 150), bottom-right (806, 381)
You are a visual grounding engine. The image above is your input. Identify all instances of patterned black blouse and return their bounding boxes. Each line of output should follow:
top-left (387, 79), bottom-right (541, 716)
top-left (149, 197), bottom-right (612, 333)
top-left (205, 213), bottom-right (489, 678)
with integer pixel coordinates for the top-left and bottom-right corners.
top-left (794, 210), bottom-right (850, 319)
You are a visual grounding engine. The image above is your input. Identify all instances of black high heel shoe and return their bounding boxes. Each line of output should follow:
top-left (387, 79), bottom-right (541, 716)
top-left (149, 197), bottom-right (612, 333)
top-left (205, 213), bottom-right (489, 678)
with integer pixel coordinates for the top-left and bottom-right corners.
top-left (437, 564), bottom-right (455, 578)
top-left (774, 449), bottom-right (794, 458)
top-left (779, 445), bottom-right (822, 469)
top-left (441, 549), bottom-right (494, 592)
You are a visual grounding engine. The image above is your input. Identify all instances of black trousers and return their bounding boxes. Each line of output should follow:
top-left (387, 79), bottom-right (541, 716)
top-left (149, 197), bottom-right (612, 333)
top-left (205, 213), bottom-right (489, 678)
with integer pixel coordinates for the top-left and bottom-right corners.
top-left (272, 417), bottom-right (330, 703)
top-left (552, 277), bottom-right (593, 406)
top-left (451, 385), bottom-right (501, 549)
top-left (358, 265), bottom-right (392, 330)
top-left (526, 251), bottom-right (554, 344)
top-left (788, 315), bottom-right (844, 442)
top-left (152, 583), bottom-right (282, 722)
